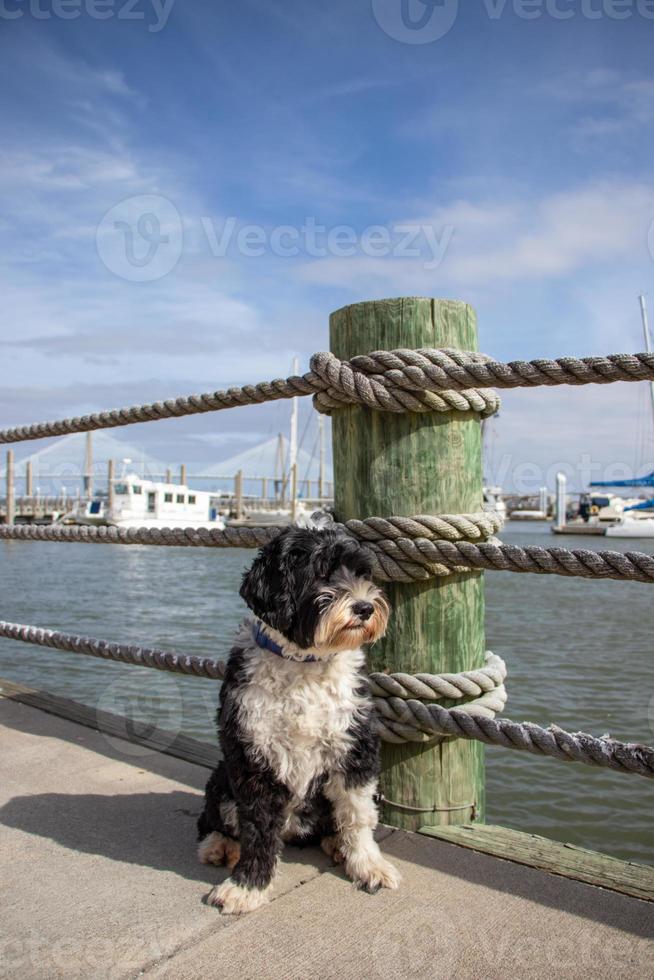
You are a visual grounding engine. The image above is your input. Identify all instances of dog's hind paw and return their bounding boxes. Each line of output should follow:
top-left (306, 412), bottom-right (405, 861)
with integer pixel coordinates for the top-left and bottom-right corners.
top-left (320, 834), bottom-right (345, 865)
top-left (197, 832), bottom-right (241, 870)
top-left (206, 878), bottom-right (271, 915)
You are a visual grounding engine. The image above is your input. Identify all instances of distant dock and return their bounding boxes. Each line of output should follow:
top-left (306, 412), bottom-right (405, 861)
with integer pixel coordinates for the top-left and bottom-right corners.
top-left (0, 495), bottom-right (78, 525)
top-left (551, 522), bottom-right (606, 536)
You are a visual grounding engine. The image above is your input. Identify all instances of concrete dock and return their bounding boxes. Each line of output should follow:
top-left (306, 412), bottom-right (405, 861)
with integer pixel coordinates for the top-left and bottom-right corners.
top-left (1, 695), bottom-right (652, 980)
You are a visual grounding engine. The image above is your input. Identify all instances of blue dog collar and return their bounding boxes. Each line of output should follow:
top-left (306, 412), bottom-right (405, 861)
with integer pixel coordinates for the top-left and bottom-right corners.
top-left (252, 622), bottom-right (318, 663)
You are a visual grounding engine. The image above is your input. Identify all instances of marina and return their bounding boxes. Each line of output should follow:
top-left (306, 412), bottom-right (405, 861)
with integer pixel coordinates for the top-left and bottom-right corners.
top-left (1, 521), bottom-right (653, 865)
top-left (4, 5), bottom-right (654, 975)
top-left (1, 296), bottom-right (654, 979)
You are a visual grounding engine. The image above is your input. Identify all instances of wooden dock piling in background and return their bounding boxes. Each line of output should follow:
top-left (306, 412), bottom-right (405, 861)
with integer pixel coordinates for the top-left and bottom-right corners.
top-left (235, 470), bottom-right (243, 519)
top-left (5, 450), bottom-right (15, 525)
top-left (107, 459), bottom-right (115, 514)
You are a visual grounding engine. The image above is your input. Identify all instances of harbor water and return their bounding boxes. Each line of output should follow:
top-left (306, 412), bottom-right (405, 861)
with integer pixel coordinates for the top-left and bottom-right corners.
top-left (1, 522), bottom-right (652, 866)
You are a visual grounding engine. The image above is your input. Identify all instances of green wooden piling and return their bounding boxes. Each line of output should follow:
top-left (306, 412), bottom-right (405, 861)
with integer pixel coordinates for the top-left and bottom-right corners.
top-left (330, 297), bottom-right (486, 831)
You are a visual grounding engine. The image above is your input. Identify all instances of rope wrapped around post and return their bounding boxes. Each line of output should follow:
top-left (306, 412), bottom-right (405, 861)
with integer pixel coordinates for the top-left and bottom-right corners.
top-left (375, 706), bottom-right (654, 779)
top-left (317, 348), bottom-right (654, 398)
top-left (3, 518), bottom-right (654, 586)
top-left (5, 344), bottom-right (654, 445)
top-left (1, 619), bottom-right (653, 778)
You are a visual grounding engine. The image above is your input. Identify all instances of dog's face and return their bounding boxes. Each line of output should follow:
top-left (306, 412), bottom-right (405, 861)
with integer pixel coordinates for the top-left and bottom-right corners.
top-left (240, 527), bottom-right (389, 654)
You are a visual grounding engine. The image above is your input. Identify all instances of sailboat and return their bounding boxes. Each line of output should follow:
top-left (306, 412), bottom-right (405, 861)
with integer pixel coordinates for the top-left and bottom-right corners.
top-left (226, 358), bottom-right (327, 529)
top-left (481, 416), bottom-right (507, 518)
top-left (592, 295), bottom-right (654, 538)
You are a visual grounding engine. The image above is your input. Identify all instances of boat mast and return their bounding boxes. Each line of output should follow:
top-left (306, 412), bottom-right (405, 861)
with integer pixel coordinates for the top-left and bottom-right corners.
top-left (639, 294), bottom-right (654, 425)
top-left (275, 433), bottom-right (285, 504)
top-left (289, 357), bottom-right (299, 518)
top-left (318, 414), bottom-right (325, 501)
top-left (83, 432), bottom-right (93, 498)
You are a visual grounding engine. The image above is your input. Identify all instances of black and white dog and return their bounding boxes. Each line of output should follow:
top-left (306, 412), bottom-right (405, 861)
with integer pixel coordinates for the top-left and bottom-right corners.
top-left (197, 524), bottom-right (400, 914)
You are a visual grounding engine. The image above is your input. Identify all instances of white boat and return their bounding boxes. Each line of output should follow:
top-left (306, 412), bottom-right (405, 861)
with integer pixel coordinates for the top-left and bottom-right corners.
top-left (69, 473), bottom-right (226, 530)
top-left (509, 509), bottom-right (548, 521)
top-left (585, 296), bottom-right (654, 538)
top-left (227, 504), bottom-right (311, 529)
top-left (227, 358), bottom-right (318, 530)
top-left (606, 516), bottom-right (654, 538)
top-left (581, 491), bottom-right (646, 523)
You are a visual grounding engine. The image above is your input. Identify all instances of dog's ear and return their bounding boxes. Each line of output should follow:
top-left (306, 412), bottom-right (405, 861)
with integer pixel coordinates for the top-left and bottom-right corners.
top-left (239, 532), bottom-right (300, 636)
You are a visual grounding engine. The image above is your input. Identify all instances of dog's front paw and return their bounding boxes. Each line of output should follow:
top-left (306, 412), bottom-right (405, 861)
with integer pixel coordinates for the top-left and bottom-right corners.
top-left (346, 853), bottom-right (401, 894)
top-left (198, 832), bottom-right (241, 870)
top-left (206, 878), bottom-right (271, 915)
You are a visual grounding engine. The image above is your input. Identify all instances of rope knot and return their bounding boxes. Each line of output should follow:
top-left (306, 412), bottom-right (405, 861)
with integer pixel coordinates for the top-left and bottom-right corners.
top-left (308, 350), bottom-right (500, 417)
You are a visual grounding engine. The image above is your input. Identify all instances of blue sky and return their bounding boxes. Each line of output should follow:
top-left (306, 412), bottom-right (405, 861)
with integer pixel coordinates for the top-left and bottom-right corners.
top-left (2, 0), bottom-right (654, 491)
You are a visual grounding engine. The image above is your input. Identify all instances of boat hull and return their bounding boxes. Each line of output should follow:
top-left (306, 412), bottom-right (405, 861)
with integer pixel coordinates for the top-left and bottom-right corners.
top-left (108, 518), bottom-right (225, 531)
top-left (605, 518), bottom-right (654, 538)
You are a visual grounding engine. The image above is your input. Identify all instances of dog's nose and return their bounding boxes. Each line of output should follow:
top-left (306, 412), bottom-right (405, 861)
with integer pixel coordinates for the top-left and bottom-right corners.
top-left (352, 601), bottom-right (375, 621)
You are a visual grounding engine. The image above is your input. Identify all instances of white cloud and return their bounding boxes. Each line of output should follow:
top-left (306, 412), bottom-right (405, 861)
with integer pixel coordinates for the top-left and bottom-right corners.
top-left (546, 69), bottom-right (654, 146)
top-left (294, 180), bottom-right (654, 293)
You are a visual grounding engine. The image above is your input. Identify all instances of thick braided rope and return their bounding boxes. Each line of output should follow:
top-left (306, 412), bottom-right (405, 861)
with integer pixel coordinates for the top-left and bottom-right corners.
top-left (346, 512), bottom-right (502, 544)
top-left (2, 620), bottom-right (652, 777)
top-left (375, 706), bottom-right (654, 779)
top-left (0, 374), bottom-right (323, 445)
top-left (373, 652), bottom-right (509, 731)
top-left (0, 350), bottom-right (500, 445)
top-left (340, 348), bottom-right (654, 394)
top-left (0, 620), bottom-right (504, 718)
top-left (310, 352), bottom-right (499, 417)
top-left (0, 512), bottom-right (501, 550)
top-left (0, 621), bottom-right (225, 679)
top-left (0, 513), bottom-right (500, 577)
top-left (2, 521), bottom-right (654, 585)
top-left (369, 651), bottom-right (507, 700)
top-left (0, 523), bottom-right (282, 548)
top-left (375, 539), bottom-right (654, 584)
top-left (375, 684), bottom-right (508, 733)
top-left (3, 347), bottom-right (654, 444)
